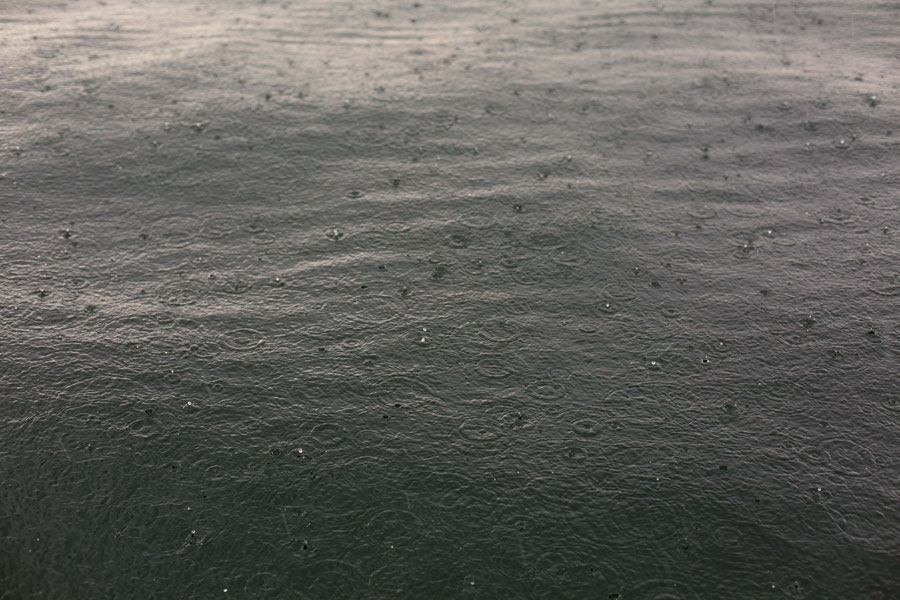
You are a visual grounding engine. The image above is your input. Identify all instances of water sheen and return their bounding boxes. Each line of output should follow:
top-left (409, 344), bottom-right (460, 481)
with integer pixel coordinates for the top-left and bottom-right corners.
top-left (1, 1), bottom-right (898, 599)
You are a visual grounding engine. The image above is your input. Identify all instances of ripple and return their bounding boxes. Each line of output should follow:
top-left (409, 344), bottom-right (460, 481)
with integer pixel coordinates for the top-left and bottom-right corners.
top-left (870, 285), bottom-right (900, 297)
top-left (731, 241), bottom-right (757, 259)
top-left (243, 572), bottom-right (282, 597)
top-left (723, 205), bottom-right (765, 218)
top-left (375, 373), bottom-right (440, 406)
top-left (305, 559), bottom-right (365, 600)
top-left (494, 407), bottom-right (536, 432)
top-left (819, 437), bottom-right (877, 477)
top-left (200, 215), bottom-right (240, 239)
top-left (593, 298), bottom-right (621, 315)
top-left (154, 278), bottom-right (209, 306)
top-left (527, 380), bottom-right (565, 401)
top-left (446, 231), bottom-right (470, 248)
top-left (364, 508), bottom-right (424, 547)
top-left (353, 428), bottom-right (385, 448)
top-left (511, 261), bottom-right (574, 286)
top-left (474, 318), bottom-right (522, 345)
top-left (344, 295), bottom-right (401, 329)
top-left (150, 214), bottom-right (202, 246)
top-left (473, 357), bottom-right (517, 379)
top-left (498, 297), bottom-right (537, 316)
top-left (521, 230), bottom-right (570, 251)
top-left (460, 214), bottom-right (496, 230)
top-left (346, 189), bottom-right (366, 199)
top-left (458, 417), bottom-right (501, 442)
top-left (659, 306), bottom-right (680, 319)
top-left (572, 418), bottom-right (602, 438)
top-left (686, 205), bottom-right (717, 219)
top-left (712, 524), bottom-right (745, 547)
top-left (385, 222), bottom-right (411, 233)
top-left (217, 328), bottom-right (265, 351)
top-left (561, 446), bottom-right (588, 463)
top-left (628, 578), bottom-right (699, 600)
top-left (310, 422), bottom-right (346, 448)
top-left (830, 504), bottom-right (899, 551)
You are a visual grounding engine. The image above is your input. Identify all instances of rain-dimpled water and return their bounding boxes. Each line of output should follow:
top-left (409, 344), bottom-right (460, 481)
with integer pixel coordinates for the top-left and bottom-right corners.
top-left (1, 0), bottom-right (898, 598)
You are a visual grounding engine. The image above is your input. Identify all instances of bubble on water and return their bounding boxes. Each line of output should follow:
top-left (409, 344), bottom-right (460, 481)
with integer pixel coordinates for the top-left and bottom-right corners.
top-left (732, 241), bottom-right (756, 259)
top-left (326, 227), bottom-right (345, 241)
top-left (593, 299), bottom-right (620, 315)
top-left (834, 137), bottom-right (851, 150)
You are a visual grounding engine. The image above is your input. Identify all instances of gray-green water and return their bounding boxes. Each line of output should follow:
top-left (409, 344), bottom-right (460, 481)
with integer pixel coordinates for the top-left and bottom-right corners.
top-left (1, 0), bottom-right (898, 598)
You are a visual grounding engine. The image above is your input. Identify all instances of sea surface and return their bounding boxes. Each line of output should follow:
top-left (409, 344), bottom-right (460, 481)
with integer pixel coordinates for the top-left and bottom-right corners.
top-left (1, 0), bottom-right (898, 598)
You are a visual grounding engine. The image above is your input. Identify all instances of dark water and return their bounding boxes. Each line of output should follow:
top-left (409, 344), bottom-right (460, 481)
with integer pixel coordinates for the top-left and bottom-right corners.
top-left (2, 0), bottom-right (898, 598)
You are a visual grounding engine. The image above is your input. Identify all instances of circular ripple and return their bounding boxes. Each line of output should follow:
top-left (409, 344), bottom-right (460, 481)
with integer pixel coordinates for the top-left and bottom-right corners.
top-left (561, 446), bottom-right (587, 463)
top-left (364, 509), bottom-right (424, 547)
top-left (731, 241), bottom-right (757, 259)
top-left (305, 560), bottom-right (364, 600)
top-left (150, 214), bottom-right (202, 246)
top-left (628, 578), bottom-right (700, 600)
top-left (385, 222), bottom-right (411, 233)
top-left (344, 295), bottom-right (401, 329)
top-left (830, 504), bottom-right (899, 551)
top-left (217, 328), bottom-right (265, 351)
top-left (375, 373), bottom-right (440, 407)
top-left (200, 216), bottom-right (240, 239)
top-left (154, 279), bottom-right (209, 306)
top-left (820, 437), bottom-right (877, 476)
top-left (521, 230), bottom-right (569, 251)
top-left (446, 231), bottom-right (470, 248)
top-left (527, 380), bottom-right (565, 401)
top-left (243, 572), bottom-right (282, 597)
top-left (458, 418), bottom-right (501, 442)
top-left (460, 214), bottom-right (496, 230)
top-left (474, 357), bottom-right (517, 379)
top-left (659, 306), bottom-right (680, 319)
top-left (572, 418), bottom-right (602, 438)
top-left (686, 206), bottom-right (717, 219)
top-left (723, 205), bottom-right (766, 218)
top-left (310, 422), bottom-right (346, 448)
top-left (713, 524), bottom-right (745, 547)
top-left (474, 319), bottom-right (522, 345)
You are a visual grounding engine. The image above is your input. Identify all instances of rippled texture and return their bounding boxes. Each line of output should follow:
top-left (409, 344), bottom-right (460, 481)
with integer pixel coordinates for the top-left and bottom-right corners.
top-left (1, 0), bottom-right (898, 598)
